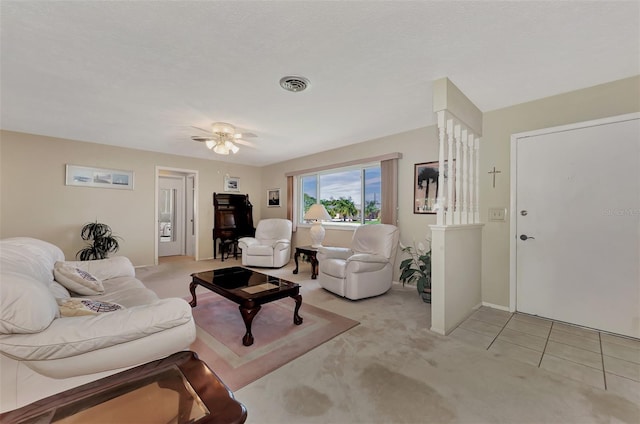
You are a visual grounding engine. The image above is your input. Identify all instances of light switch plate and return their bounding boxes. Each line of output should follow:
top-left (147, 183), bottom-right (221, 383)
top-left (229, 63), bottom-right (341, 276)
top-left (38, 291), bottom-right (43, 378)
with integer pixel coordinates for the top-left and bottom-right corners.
top-left (488, 207), bottom-right (507, 222)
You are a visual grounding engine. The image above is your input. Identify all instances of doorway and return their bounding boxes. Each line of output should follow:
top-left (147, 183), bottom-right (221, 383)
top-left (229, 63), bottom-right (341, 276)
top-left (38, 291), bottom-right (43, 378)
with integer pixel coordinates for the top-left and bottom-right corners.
top-left (510, 113), bottom-right (639, 338)
top-left (156, 167), bottom-right (198, 263)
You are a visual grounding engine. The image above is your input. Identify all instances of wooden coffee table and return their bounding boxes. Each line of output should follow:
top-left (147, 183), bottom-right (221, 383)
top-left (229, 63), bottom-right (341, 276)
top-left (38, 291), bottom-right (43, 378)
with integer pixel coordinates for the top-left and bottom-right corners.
top-left (0, 351), bottom-right (247, 424)
top-left (190, 267), bottom-right (303, 346)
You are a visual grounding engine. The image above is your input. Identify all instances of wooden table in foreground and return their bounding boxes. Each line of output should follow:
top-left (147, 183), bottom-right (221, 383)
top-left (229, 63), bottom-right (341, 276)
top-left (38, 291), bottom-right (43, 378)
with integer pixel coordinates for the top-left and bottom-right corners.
top-left (293, 245), bottom-right (319, 279)
top-left (0, 351), bottom-right (247, 424)
top-left (190, 266), bottom-right (303, 346)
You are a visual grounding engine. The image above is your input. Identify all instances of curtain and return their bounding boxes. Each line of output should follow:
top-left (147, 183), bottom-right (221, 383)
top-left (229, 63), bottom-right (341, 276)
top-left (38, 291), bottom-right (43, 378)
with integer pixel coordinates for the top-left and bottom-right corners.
top-left (286, 176), bottom-right (296, 232)
top-left (380, 158), bottom-right (398, 225)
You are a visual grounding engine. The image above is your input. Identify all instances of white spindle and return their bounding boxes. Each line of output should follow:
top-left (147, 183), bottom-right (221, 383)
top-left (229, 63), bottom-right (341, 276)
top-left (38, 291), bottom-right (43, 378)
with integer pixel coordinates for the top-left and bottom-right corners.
top-left (446, 119), bottom-right (454, 225)
top-left (468, 133), bottom-right (475, 224)
top-left (436, 111), bottom-right (446, 226)
top-left (454, 124), bottom-right (462, 225)
top-left (474, 138), bottom-right (480, 223)
top-left (461, 128), bottom-right (469, 225)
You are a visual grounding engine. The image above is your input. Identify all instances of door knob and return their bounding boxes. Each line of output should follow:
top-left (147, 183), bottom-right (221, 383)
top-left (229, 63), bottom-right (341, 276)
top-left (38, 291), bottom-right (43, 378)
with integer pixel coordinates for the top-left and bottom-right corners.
top-left (520, 234), bottom-right (535, 241)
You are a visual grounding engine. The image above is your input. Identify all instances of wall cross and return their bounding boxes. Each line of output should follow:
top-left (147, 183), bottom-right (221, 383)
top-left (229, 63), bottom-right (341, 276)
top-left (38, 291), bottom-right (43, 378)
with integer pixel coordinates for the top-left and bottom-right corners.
top-left (488, 166), bottom-right (502, 188)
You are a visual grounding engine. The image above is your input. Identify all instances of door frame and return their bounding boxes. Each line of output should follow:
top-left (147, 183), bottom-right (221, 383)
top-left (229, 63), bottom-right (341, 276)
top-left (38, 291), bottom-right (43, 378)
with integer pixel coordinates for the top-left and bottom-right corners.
top-left (509, 112), bottom-right (639, 312)
top-left (155, 166), bottom-right (199, 265)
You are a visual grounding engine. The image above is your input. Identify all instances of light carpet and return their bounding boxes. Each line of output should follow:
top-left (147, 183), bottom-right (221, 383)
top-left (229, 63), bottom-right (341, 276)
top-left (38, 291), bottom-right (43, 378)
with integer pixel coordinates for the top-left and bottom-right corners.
top-left (140, 258), bottom-right (638, 423)
top-left (189, 291), bottom-right (359, 391)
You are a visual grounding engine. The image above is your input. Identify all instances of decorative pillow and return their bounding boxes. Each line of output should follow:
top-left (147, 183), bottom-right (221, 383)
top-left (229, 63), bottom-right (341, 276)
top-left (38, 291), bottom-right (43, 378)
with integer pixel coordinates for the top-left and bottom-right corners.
top-left (0, 272), bottom-right (59, 334)
top-left (57, 298), bottom-right (124, 317)
top-left (54, 262), bottom-right (104, 295)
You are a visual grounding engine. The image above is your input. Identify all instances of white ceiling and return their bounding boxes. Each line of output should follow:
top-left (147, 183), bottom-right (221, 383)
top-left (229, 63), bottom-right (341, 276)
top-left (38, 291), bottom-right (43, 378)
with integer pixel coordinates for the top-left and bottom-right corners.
top-left (1, 1), bottom-right (638, 166)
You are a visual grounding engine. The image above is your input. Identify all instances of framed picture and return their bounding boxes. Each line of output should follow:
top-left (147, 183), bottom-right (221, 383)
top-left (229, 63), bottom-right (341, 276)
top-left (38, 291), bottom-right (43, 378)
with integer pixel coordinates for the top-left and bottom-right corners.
top-left (223, 176), bottom-right (240, 192)
top-left (414, 160), bottom-right (454, 214)
top-left (65, 165), bottom-right (134, 190)
top-left (267, 188), bottom-right (281, 207)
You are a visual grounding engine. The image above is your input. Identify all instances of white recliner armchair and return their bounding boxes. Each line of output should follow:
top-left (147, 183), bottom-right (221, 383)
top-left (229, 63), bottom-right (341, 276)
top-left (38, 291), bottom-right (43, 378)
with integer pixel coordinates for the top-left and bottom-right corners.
top-left (238, 219), bottom-right (292, 268)
top-left (317, 224), bottom-right (399, 300)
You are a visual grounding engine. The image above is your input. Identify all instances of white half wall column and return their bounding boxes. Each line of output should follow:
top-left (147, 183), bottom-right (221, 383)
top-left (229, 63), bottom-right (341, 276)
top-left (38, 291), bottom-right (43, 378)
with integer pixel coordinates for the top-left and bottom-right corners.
top-left (429, 224), bottom-right (484, 335)
top-left (430, 77), bottom-right (484, 335)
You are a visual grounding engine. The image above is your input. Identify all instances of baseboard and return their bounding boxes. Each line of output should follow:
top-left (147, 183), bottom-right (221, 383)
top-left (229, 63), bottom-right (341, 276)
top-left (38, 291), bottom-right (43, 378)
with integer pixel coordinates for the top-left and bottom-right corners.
top-left (481, 302), bottom-right (511, 312)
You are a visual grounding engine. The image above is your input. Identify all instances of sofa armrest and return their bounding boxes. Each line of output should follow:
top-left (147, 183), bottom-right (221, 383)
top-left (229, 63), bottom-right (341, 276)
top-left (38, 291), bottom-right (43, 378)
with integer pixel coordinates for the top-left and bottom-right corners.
top-left (58, 257), bottom-right (135, 280)
top-left (0, 298), bottom-right (193, 361)
top-left (318, 247), bottom-right (353, 261)
top-left (238, 237), bottom-right (258, 249)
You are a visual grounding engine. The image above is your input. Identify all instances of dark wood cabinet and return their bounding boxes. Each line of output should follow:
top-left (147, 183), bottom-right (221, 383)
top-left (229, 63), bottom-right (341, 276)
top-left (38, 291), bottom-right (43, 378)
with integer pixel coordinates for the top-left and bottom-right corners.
top-left (213, 193), bottom-right (255, 259)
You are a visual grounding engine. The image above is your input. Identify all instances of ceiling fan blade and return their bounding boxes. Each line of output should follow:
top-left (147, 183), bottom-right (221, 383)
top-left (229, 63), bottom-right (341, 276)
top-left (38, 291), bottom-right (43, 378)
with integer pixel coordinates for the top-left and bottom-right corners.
top-left (191, 126), bottom-right (211, 134)
top-left (191, 136), bottom-right (214, 142)
top-left (234, 139), bottom-right (256, 148)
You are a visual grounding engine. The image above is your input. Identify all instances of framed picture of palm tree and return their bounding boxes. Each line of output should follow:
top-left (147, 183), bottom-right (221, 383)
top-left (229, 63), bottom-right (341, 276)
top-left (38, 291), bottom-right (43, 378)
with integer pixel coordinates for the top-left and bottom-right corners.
top-left (414, 161), bottom-right (454, 214)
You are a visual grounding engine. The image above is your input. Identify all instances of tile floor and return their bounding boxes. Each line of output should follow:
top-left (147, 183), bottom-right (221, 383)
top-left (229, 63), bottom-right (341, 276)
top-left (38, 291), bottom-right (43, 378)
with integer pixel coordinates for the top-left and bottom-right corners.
top-left (450, 307), bottom-right (640, 396)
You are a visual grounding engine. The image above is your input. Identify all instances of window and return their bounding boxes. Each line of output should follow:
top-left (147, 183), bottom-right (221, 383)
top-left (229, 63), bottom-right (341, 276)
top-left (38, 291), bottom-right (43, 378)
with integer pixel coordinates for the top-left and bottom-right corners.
top-left (299, 164), bottom-right (381, 225)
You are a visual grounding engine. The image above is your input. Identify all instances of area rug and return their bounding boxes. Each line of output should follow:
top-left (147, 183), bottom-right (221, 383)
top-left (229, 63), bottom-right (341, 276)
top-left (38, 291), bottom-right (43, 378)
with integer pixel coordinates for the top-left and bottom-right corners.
top-left (189, 291), bottom-right (359, 391)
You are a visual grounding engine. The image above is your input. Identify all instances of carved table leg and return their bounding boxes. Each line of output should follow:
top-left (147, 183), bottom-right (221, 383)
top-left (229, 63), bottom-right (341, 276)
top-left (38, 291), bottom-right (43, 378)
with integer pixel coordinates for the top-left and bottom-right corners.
top-left (239, 304), bottom-right (261, 346)
top-left (293, 249), bottom-right (300, 274)
top-left (189, 282), bottom-right (199, 307)
top-left (291, 294), bottom-right (303, 325)
top-left (309, 253), bottom-right (318, 279)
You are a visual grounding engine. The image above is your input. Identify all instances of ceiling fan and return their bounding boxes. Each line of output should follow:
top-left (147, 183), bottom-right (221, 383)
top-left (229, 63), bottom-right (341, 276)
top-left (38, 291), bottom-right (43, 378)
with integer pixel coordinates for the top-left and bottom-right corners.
top-left (191, 122), bottom-right (254, 155)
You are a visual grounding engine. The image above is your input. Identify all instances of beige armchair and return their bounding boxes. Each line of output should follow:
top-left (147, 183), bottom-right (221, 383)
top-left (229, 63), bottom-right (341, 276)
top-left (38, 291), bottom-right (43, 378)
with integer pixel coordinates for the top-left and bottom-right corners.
top-left (317, 224), bottom-right (399, 300)
top-left (238, 219), bottom-right (292, 268)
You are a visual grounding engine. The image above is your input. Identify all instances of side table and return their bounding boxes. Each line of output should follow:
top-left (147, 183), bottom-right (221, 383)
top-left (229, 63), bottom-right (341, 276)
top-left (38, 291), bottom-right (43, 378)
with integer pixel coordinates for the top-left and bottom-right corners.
top-left (293, 246), bottom-right (319, 279)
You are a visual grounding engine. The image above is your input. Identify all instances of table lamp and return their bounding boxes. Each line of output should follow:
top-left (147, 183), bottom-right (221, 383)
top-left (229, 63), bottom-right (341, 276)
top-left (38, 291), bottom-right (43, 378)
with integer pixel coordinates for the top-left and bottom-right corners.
top-left (304, 204), bottom-right (332, 248)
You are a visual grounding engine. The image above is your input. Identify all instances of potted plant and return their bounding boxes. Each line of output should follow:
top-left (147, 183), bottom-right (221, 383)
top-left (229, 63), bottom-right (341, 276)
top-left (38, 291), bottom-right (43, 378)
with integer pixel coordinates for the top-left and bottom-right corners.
top-left (76, 221), bottom-right (121, 260)
top-left (399, 239), bottom-right (431, 303)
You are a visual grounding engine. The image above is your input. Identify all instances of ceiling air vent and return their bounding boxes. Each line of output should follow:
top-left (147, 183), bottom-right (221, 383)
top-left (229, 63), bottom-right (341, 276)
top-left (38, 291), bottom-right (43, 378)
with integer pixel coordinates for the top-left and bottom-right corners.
top-left (279, 76), bottom-right (310, 93)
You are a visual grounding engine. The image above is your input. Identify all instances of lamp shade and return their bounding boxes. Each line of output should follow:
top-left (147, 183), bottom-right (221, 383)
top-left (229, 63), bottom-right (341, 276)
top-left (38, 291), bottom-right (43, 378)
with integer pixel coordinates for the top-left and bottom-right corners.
top-left (304, 204), bottom-right (331, 221)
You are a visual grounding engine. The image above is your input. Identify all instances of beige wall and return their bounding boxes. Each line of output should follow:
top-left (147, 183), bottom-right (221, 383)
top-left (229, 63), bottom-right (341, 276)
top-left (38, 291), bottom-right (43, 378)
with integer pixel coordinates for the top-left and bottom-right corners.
top-left (0, 131), bottom-right (262, 265)
top-left (2, 75), bottom-right (637, 302)
top-left (480, 75), bottom-right (640, 307)
top-left (260, 126), bottom-right (440, 270)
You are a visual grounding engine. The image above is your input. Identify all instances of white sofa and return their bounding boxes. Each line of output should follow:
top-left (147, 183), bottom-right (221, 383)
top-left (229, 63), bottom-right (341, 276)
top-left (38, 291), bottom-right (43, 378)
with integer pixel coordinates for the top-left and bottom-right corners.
top-left (238, 218), bottom-right (292, 268)
top-left (0, 237), bottom-right (196, 413)
top-left (317, 224), bottom-right (399, 300)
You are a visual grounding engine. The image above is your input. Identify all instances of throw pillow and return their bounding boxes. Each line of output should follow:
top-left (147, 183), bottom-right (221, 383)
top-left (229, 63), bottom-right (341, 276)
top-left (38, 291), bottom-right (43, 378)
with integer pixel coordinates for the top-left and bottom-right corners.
top-left (0, 273), bottom-right (59, 333)
top-left (57, 298), bottom-right (124, 317)
top-left (54, 262), bottom-right (104, 295)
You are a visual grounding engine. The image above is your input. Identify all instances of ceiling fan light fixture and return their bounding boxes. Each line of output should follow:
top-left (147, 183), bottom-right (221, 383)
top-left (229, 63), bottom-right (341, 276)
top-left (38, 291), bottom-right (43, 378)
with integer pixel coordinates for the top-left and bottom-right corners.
top-left (213, 143), bottom-right (229, 155)
top-left (212, 122), bottom-right (235, 135)
top-left (192, 121), bottom-right (248, 155)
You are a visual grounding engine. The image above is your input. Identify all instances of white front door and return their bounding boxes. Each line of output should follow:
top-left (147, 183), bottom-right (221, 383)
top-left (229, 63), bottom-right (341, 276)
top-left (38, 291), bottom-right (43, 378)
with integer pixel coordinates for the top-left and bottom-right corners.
top-left (158, 176), bottom-right (186, 257)
top-left (513, 115), bottom-right (639, 338)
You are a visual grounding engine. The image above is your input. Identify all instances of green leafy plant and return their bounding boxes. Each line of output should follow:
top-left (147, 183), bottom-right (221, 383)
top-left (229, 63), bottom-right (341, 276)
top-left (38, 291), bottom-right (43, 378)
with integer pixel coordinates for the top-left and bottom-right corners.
top-left (399, 239), bottom-right (431, 303)
top-left (76, 221), bottom-right (121, 261)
